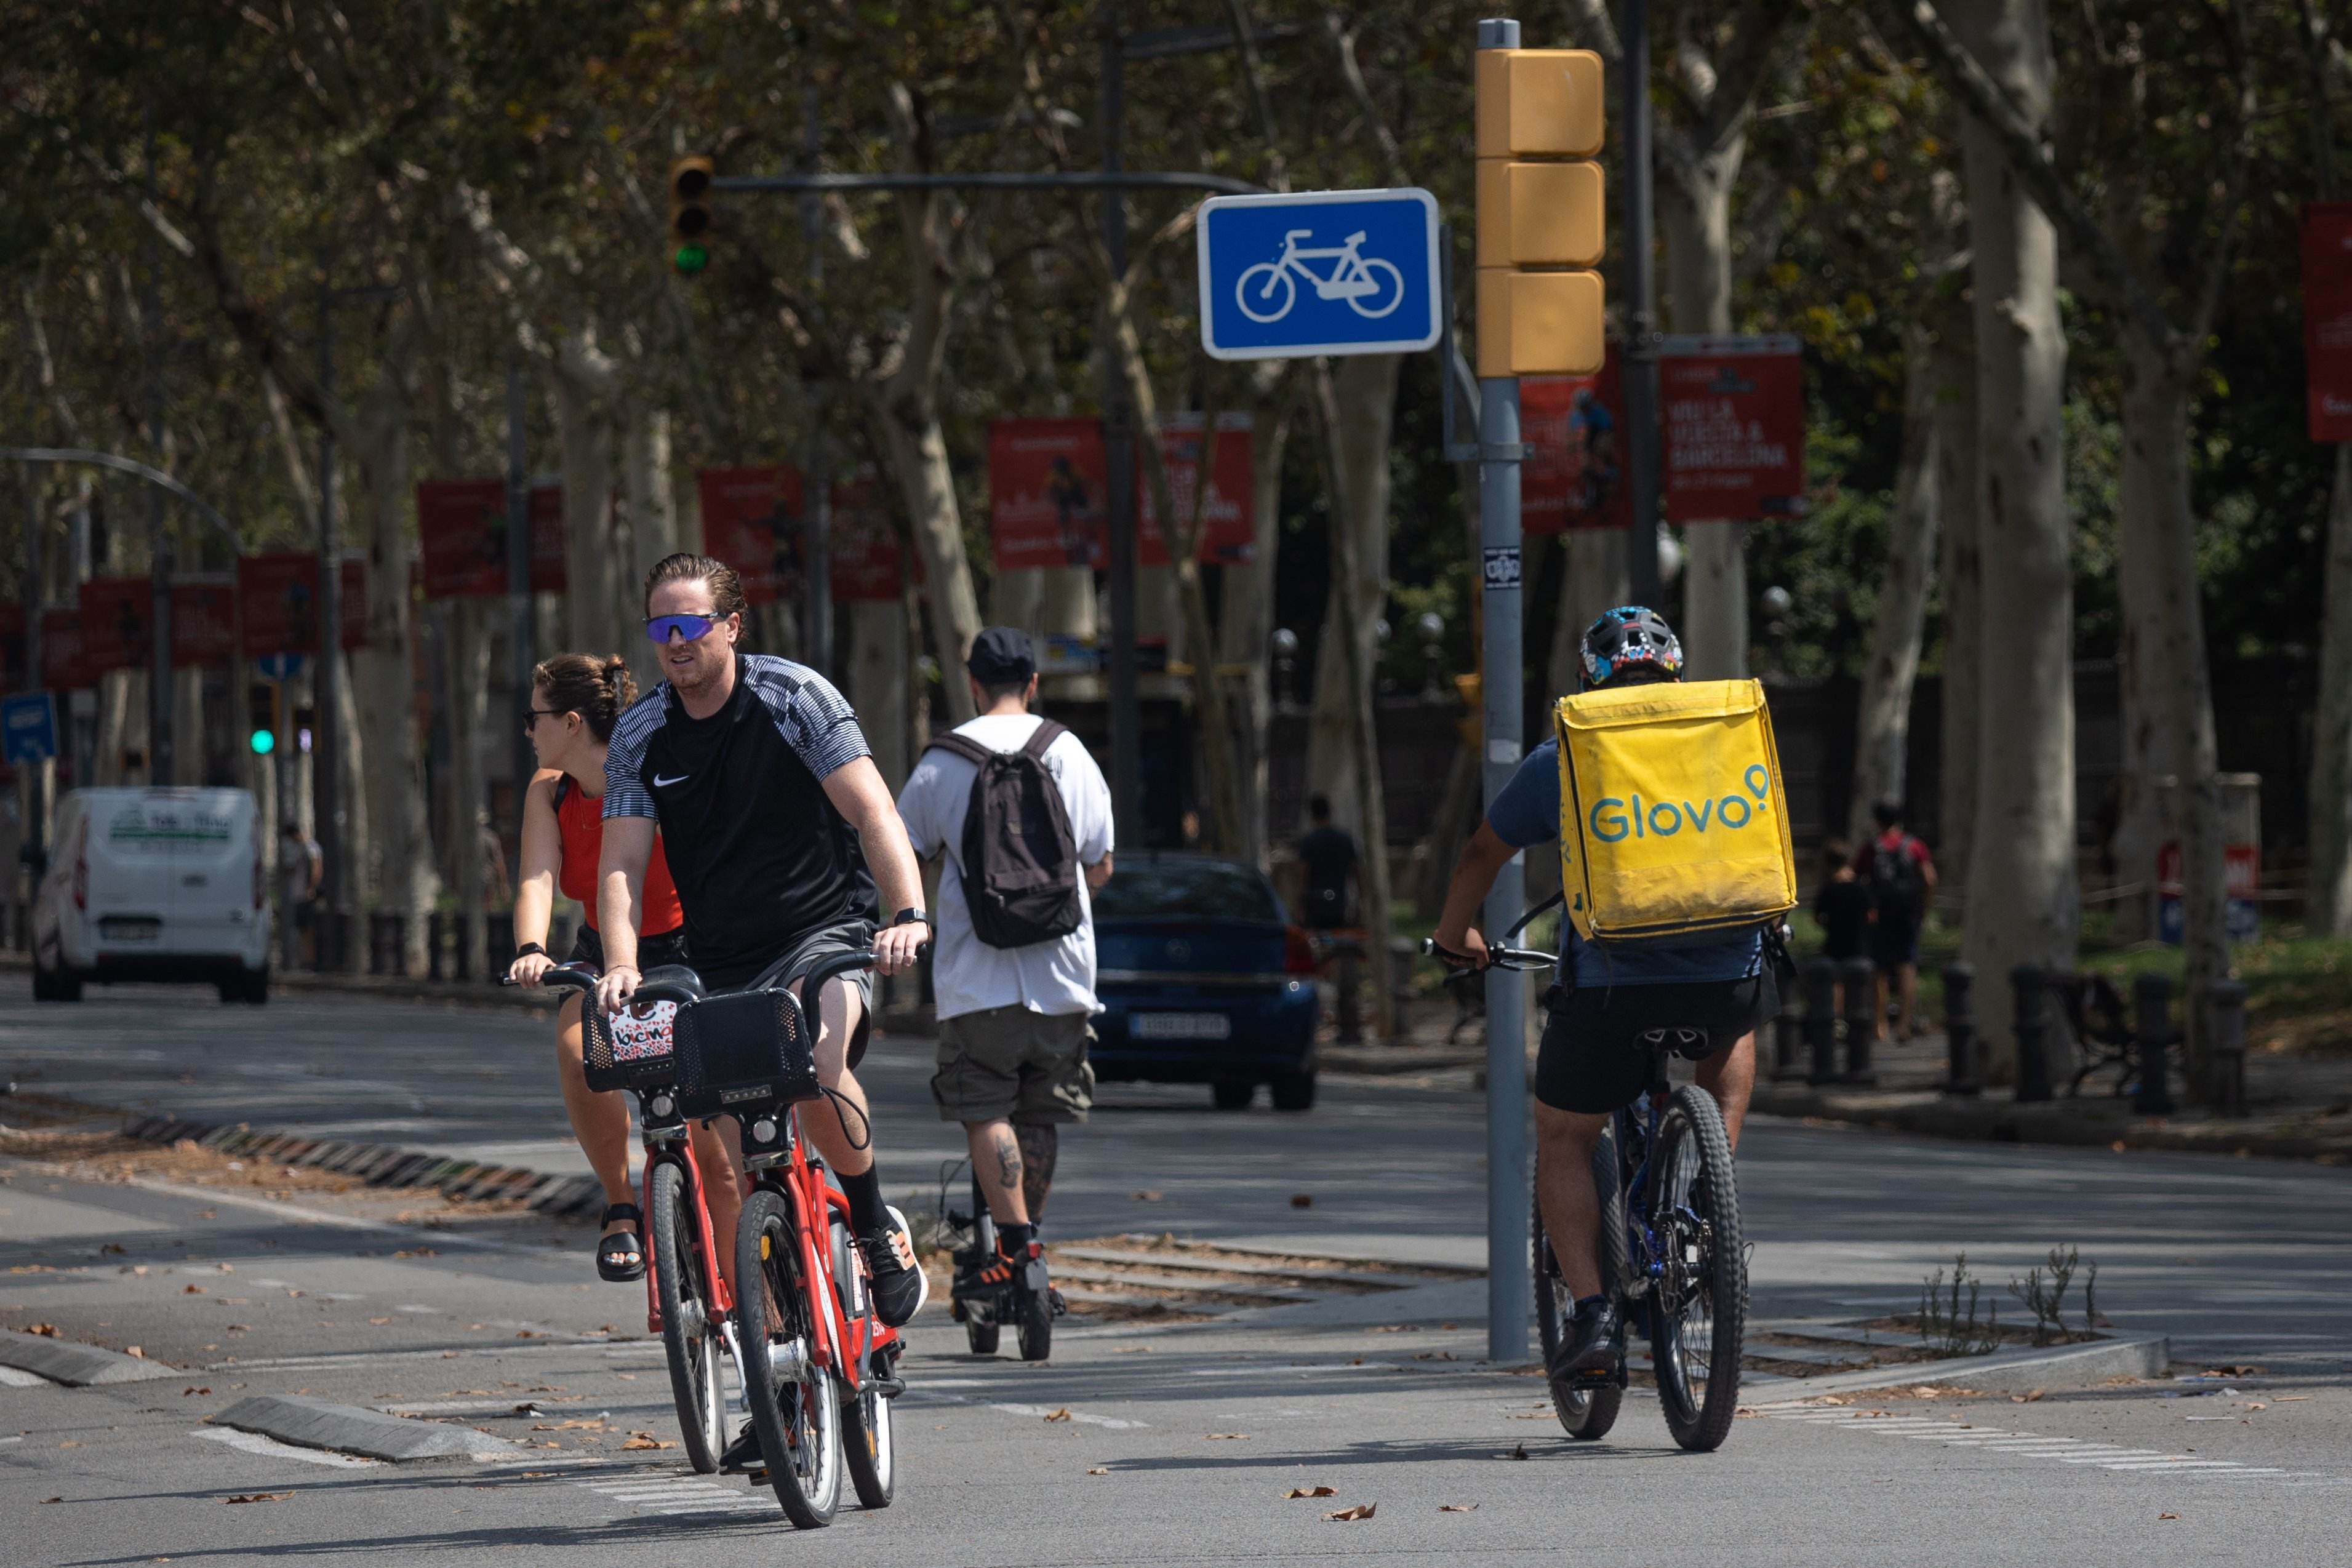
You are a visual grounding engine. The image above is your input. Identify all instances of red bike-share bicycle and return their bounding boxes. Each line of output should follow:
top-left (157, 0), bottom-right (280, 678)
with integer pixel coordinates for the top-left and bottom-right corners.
top-left (535, 957), bottom-right (905, 1526)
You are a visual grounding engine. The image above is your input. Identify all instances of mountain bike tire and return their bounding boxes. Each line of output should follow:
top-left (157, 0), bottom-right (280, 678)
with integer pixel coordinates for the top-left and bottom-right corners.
top-left (1015, 1279), bottom-right (1052, 1363)
top-left (828, 1214), bottom-right (896, 1510)
top-left (1532, 1116), bottom-right (1625, 1440)
top-left (1650, 1085), bottom-right (1746, 1452)
top-left (735, 1187), bottom-right (842, 1528)
top-left (649, 1160), bottom-right (727, 1473)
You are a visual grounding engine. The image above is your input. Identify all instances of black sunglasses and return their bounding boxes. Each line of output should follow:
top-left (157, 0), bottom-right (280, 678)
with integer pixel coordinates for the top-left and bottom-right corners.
top-left (521, 707), bottom-right (564, 730)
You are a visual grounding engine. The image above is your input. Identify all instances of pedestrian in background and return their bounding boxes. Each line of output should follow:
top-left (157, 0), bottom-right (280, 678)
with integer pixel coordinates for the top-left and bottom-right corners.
top-left (1294, 794), bottom-right (1358, 931)
top-left (1813, 838), bottom-right (1874, 1017)
top-left (277, 821), bottom-right (321, 968)
top-left (897, 627), bottom-right (1113, 1321)
top-left (1855, 801), bottom-right (1937, 1041)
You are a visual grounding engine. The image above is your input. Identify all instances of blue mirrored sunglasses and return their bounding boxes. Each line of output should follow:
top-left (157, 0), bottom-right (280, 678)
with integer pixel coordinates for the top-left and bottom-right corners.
top-left (644, 613), bottom-right (719, 644)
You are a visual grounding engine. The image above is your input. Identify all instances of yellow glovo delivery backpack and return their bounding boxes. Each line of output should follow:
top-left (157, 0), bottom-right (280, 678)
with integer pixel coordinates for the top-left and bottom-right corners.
top-left (1551, 678), bottom-right (1798, 948)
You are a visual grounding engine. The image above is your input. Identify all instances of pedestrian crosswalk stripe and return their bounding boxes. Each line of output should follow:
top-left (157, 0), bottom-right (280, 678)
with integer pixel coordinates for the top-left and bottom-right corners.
top-left (578, 1474), bottom-right (769, 1516)
top-left (1766, 1410), bottom-right (2325, 1486)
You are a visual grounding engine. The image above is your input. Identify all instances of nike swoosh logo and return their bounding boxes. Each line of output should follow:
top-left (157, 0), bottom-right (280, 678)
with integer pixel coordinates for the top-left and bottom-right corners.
top-left (653, 774), bottom-right (689, 788)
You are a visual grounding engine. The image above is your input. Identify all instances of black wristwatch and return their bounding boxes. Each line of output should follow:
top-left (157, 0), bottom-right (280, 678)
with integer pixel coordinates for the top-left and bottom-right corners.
top-left (887, 908), bottom-right (931, 930)
top-left (515, 942), bottom-right (547, 959)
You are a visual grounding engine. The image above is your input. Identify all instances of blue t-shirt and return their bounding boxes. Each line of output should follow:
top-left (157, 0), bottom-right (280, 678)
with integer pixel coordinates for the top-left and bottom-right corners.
top-left (1487, 738), bottom-right (1762, 989)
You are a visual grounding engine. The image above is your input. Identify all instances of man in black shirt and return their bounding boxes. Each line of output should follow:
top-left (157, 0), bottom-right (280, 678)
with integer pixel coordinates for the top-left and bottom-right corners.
top-left (1294, 794), bottom-right (1359, 930)
top-left (595, 554), bottom-right (932, 1340)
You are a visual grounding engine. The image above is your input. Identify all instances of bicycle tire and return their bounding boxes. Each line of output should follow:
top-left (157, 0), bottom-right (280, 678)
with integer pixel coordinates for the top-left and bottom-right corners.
top-left (1234, 262), bottom-right (1295, 323)
top-left (829, 1214), bottom-right (896, 1510)
top-left (734, 1186), bottom-right (842, 1528)
top-left (1532, 1117), bottom-right (1625, 1440)
top-left (1015, 1278), bottom-right (1052, 1363)
top-left (649, 1161), bottom-right (727, 1473)
top-left (965, 1320), bottom-right (1001, 1355)
top-left (1346, 257), bottom-right (1406, 318)
top-left (1650, 1085), bottom-right (1746, 1452)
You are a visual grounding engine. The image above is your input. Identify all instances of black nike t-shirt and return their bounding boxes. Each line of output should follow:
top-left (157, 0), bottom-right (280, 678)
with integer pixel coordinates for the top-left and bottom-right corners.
top-left (604, 654), bottom-right (876, 985)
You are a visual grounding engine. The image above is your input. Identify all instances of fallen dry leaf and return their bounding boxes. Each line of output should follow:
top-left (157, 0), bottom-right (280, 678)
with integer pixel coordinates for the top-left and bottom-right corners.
top-left (1086, 1466), bottom-right (1110, 1476)
top-left (1325, 1503), bottom-right (1376, 1522)
top-left (515, 1330), bottom-right (543, 1340)
top-left (58, 1441), bottom-right (81, 1449)
top-left (2246, 1402), bottom-right (2267, 1412)
top-left (368, 1318), bottom-right (391, 1326)
top-left (1129, 1190), bottom-right (1163, 1201)
top-left (1043, 1407), bottom-right (1072, 1422)
top-left (223, 1492), bottom-right (292, 1505)
top-left (182, 1387), bottom-right (210, 1397)
top-left (1439, 1503), bottom-right (1478, 1513)
top-left (1290, 1194), bottom-right (1313, 1208)
top-left (25, 1324), bottom-right (58, 1337)
top-left (39, 1497), bottom-right (63, 1505)
top-left (225, 1324), bottom-right (250, 1332)
top-left (182, 1285), bottom-right (205, 1295)
top-left (1285, 1486), bottom-right (1337, 1499)
top-left (621, 1433), bottom-right (674, 1450)
top-left (2159, 1513), bottom-right (2178, 1521)
top-left (1205, 1432), bottom-right (1250, 1441)
top-left (2276, 1394), bottom-right (2311, 1402)
top-left (125, 1346), bottom-right (143, 1359)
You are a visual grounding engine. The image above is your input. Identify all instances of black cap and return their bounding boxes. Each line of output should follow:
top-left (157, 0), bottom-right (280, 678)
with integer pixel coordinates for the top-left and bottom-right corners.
top-left (966, 626), bottom-right (1036, 686)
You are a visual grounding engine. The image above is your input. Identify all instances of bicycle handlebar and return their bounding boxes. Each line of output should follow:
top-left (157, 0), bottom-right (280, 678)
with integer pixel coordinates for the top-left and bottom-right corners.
top-left (500, 962), bottom-right (596, 993)
top-left (499, 948), bottom-right (890, 1006)
top-left (1421, 937), bottom-right (1556, 974)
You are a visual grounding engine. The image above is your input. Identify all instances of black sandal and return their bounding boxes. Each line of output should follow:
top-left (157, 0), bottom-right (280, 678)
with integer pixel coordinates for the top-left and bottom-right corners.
top-left (596, 1203), bottom-right (646, 1282)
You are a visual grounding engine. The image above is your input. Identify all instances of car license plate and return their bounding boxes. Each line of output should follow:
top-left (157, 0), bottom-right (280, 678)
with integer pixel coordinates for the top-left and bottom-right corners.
top-left (1133, 1012), bottom-right (1231, 1041)
top-left (100, 918), bottom-right (162, 942)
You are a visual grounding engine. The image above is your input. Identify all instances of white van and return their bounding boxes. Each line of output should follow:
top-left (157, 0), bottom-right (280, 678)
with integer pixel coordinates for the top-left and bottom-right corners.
top-left (31, 788), bottom-right (272, 1004)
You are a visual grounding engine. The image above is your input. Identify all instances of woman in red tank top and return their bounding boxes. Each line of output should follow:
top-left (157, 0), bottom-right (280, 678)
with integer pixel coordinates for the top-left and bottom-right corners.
top-left (508, 654), bottom-right (704, 1282)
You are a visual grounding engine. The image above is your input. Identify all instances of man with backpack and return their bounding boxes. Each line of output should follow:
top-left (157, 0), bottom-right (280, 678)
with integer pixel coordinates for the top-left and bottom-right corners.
top-left (1854, 800), bottom-right (1937, 1042)
top-left (1431, 607), bottom-right (1785, 1390)
top-left (895, 626), bottom-right (1114, 1318)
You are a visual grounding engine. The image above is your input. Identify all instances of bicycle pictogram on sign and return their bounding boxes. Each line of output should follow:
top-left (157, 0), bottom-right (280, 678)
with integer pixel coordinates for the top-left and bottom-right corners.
top-left (1234, 230), bottom-right (1406, 323)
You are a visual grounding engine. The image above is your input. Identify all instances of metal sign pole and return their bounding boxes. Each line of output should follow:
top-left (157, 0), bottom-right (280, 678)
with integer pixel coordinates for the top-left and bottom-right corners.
top-left (1477, 12), bottom-right (1531, 1369)
top-left (1622, 0), bottom-right (1663, 607)
top-left (505, 353), bottom-right (533, 831)
top-left (1101, 0), bottom-right (1143, 850)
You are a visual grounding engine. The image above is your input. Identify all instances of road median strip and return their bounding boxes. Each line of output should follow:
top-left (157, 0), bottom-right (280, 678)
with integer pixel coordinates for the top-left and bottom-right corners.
top-left (0, 1333), bottom-right (178, 1386)
top-left (212, 1394), bottom-right (521, 1463)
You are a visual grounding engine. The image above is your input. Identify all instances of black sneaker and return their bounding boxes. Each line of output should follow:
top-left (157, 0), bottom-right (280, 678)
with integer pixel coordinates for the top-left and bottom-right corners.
top-left (858, 1204), bottom-right (929, 1328)
top-left (954, 1236), bottom-right (1046, 1303)
top-left (718, 1418), bottom-right (762, 1474)
top-left (1546, 1295), bottom-right (1625, 1385)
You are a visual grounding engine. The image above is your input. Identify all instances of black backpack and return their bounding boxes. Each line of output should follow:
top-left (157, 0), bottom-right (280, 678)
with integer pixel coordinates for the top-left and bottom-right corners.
top-left (924, 721), bottom-right (1085, 949)
top-left (1868, 833), bottom-right (1924, 920)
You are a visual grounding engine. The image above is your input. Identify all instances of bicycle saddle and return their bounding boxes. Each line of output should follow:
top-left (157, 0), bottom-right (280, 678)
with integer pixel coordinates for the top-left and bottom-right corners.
top-left (1638, 1025), bottom-right (1713, 1061)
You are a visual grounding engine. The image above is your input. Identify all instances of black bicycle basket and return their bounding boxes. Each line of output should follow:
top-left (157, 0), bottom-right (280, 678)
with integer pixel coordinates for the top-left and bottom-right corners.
top-left (672, 987), bottom-right (822, 1120)
top-left (581, 996), bottom-right (681, 1094)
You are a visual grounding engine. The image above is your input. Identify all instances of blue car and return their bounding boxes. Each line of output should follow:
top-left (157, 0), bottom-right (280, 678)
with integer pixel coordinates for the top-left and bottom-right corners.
top-left (1089, 853), bottom-right (1321, 1111)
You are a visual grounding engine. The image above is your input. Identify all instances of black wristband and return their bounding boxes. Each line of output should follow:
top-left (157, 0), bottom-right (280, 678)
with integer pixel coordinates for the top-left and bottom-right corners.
top-left (889, 908), bottom-right (930, 930)
top-left (515, 942), bottom-right (546, 959)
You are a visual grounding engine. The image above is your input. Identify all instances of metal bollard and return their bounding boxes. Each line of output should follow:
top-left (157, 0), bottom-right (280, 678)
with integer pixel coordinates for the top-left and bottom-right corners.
top-left (1942, 962), bottom-right (1979, 1095)
top-left (1803, 957), bottom-right (1839, 1084)
top-left (2012, 964), bottom-right (2053, 1102)
top-left (453, 915), bottom-right (472, 983)
top-left (1771, 989), bottom-right (1806, 1082)
top-left (1334, 945), bottom-right (1362, 1044)
top-left (1839, 955), bottom-right (1878, 1084)
top-left (2201, 978), bottom-right (2249, 1116)
top-left (2131, 971), bottom-right (2175, 1116)
top-left (426, 911), bottom-right (446, 982)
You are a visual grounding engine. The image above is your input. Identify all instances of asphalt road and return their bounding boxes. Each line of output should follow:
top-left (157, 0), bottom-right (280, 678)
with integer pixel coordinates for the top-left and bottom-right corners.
top-left (3, 985), bottom-right (2348, 1566)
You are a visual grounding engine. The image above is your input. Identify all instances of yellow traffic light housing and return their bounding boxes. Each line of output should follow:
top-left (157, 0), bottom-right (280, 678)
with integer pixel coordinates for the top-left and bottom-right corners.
top-left (1473, 47), bottom-right (1606, 376)
top-left (669, 156), bottom-right (714, 276)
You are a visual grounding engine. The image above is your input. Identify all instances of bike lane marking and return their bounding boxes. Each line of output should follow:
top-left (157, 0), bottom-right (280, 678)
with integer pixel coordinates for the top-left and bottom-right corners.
top-left (1766, 1410), bottom-right (2337, 1484)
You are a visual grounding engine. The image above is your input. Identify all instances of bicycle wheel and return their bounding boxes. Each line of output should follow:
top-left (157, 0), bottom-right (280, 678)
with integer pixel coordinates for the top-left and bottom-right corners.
top-left (1015, 1273), bottom-right (1052, 1364)
top-left (1346, 258), bottom-right (1406, 318)
top-left (649, 1160), bottom-right (727, 1473)
top-left (1532, 1116), bottom-right (1625, 1440)
top-left (825, 1214), bottom-right (897, 1510)
top-left (1235, 262), bottom-right (1295, 322)
top-left (1650, 1085), bottom-right (1746, 1452)
top-left (734, 1186), bottom-right (842, 1528)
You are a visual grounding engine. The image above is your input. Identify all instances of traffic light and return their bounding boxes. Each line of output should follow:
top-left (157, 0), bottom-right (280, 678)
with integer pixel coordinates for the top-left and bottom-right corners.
top-left (1474, 47), bottom-right (1606, 377)
top-left (669, 156), bottom-right (714, 277)
top-left (247, 684), bottom-right (277, 756)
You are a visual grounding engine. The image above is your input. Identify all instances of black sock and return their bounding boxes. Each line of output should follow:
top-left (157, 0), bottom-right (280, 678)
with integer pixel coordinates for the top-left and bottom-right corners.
top-left (999, 1222), bottom-right (1034, 1255)
top-left (840, 1165), bottom-right (886, 1233)
top-left (1574, 1294), bottom-right (1608, 1314)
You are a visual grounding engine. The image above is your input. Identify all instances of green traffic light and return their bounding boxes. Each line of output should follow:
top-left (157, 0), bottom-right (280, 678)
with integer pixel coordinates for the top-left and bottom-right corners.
top-left (249, 729), bottom-right (276, 756)
top-left (674, 243), bottom-right (709, 276)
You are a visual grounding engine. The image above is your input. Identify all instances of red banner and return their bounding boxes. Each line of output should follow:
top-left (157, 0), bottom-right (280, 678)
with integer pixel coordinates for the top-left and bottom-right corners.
top-left (1658, 337), bottom-right (1807, 523)
top-left (171, 580), bottom-right (238, 668)
top-left (1137, 417), bottom-right (1256, 565)
top-left (697, 465), bottom-right (803, 606)
top-left (417, 479), bottom-right (567, 599)
top-left (1524, 348), bottom-right (1631, 534)
top-left (237, 554), bottom-right (367, 658)
top-left (2305, 203), bottom-right (2352, 441)
top-left (828, 470), bottom-right (913, 602)
top-left (42, 609), bottom-right (89, 690)
top-left (989, 419), bottom-right (1105, 572)
top-left (79, 578), bottom-right (153, 676)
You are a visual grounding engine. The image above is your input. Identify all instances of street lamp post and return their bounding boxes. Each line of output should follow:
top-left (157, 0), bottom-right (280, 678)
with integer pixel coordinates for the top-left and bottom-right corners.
top-left (1622, 0), bottom-right (1663, 609)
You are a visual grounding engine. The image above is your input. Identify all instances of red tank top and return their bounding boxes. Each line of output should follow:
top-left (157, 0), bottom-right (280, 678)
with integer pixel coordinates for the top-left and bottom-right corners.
top-left (554, 776), bottom-right (684, 934)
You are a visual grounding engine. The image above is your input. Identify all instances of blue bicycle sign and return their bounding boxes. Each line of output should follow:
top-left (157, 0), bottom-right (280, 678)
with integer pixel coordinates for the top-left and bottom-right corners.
top-left (1198, 188), bottom-right (1441, 361)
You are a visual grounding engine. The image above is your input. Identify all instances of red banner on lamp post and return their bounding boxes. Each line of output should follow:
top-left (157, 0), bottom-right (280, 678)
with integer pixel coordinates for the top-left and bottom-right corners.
top-left (79, 578), bottom-right (153, 675)
top-left (697, 466), bottom-right (802, 606)
top-left (236, 554), bottom-right (367, 658)
top-left (989, 419), bottom-right (1105, 572)
top-left (417, 479), bottom-right (567, 598)
top-left (1137, 415), bottom-right (1257, 564)
top-left (42, 609), bottom-right (89, 690)
top-left (1658, 335), bottom-right (1807, 523)
top-left (828, 470), bottom-right (914, 601)
top-left (1523, 346), bottom-right (1631, 534)
top-left (170, 580), bottom-right (238, 668)
top-left (2303, 202), bottom-right (2352, 441)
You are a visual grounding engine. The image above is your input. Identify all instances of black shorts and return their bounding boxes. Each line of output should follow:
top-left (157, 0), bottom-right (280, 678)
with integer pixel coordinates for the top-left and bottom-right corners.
top-left (1871, 914), bottom-right (1921, 971)
top-left (567, 924), bottom-right (690, 972)
top-left (704, 918), bottom-right (878, 1070)
top-left (1534, 972), bottom-right (1778, 1114)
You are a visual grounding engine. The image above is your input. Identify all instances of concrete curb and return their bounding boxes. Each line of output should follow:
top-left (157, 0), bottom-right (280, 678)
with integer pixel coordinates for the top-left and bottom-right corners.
top-left (212, 1394), bottom-right (520, 1462)
top-left (113, 1112), bottom-right (609, 1222)
top-left (0, 1333), bottom-right (179, 1386)
top-left (1749, 1082), bottom-right (2352, 1164)
top-left (1750, 1333), bottom-right (2170, 1403)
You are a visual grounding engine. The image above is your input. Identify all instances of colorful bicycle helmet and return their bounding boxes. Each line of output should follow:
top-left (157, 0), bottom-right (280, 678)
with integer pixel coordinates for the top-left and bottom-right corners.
top-left (1579, 606), bottom-right (1685, 690)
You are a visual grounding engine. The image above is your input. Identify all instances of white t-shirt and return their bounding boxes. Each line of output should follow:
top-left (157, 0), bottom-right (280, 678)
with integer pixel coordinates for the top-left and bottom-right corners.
top-left (895, 714), bottom-right (1114, 1021)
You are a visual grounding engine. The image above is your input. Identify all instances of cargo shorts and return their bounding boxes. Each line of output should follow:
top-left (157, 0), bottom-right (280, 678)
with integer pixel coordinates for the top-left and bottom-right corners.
top-left (930, 1005), bottom-right (1095, 1125)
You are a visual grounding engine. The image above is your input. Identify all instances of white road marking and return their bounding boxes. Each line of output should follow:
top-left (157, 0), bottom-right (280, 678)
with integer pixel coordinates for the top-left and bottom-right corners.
top-left (899, 1387), bottom-right (1147, 1430)
top-left (1, 1366), bottom-right (55, 1387)
top-left (1770, 1411), bottom-right (2327, 1485)
top-left (577, 1473), bottom-right (768, 1516)
top-left (190, 1426), bottom-right (379, 1469)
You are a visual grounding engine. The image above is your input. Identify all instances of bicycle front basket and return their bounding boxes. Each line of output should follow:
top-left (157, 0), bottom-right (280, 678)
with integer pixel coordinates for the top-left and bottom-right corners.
top-left (673, 987), bottom-right (821, 1120)
top-left (582, 998), bottom-right (680, 1094)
